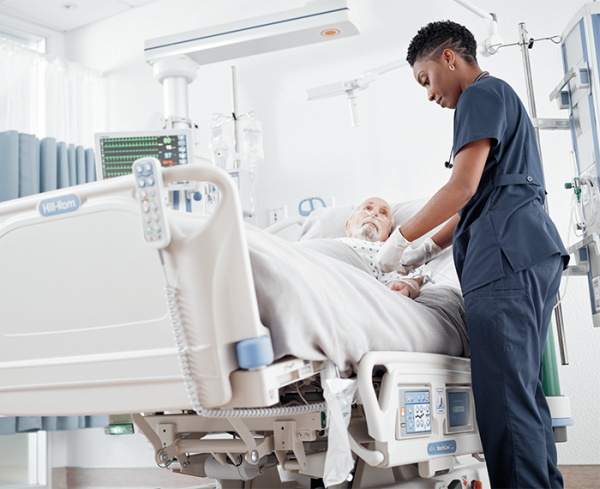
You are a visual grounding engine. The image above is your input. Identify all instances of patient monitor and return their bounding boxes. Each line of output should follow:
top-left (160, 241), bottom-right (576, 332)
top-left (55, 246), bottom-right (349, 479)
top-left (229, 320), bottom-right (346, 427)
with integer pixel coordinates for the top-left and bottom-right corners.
top-left (95, 129), bottom-right (193, 180)
top-left (95, 129), bottom-right (254, 216)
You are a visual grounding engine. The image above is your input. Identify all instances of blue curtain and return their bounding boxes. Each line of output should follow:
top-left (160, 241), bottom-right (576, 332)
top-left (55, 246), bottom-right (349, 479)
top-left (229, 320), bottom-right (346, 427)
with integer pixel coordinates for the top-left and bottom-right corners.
top-left (0, 131), bottom-right (106, 434)
top-left (0, 130), bottom-right (97, 203)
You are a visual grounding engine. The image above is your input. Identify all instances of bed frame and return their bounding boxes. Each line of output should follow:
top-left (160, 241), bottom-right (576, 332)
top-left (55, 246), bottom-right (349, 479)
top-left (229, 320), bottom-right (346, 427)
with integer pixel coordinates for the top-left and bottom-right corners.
top-left (0, 163), bottom-right (489, 488)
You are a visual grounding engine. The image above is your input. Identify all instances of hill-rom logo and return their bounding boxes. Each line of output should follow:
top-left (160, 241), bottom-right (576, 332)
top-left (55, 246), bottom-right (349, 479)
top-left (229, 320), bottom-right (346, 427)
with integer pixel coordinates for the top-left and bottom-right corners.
top-left (39, 194), bottom-right (81, 217)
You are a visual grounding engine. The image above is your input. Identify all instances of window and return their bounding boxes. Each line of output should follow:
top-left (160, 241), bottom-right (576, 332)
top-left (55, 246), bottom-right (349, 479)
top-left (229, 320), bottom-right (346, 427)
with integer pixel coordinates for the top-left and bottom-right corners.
top-left (0, 432), bottom-right (47, 488)
top-left (0, 23), bottom-right (46, 53)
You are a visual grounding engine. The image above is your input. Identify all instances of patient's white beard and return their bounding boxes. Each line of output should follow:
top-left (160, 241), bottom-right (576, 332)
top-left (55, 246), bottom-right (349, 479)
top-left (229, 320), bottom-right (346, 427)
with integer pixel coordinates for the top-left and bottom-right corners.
top-left (351, 220), bottom-right (380, 242)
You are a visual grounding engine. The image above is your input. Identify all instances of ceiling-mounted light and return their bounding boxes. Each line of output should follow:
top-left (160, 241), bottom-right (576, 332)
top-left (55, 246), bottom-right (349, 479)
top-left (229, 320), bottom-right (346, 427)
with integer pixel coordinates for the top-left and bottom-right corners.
top-left (320, 28), bottom-right (341, 37)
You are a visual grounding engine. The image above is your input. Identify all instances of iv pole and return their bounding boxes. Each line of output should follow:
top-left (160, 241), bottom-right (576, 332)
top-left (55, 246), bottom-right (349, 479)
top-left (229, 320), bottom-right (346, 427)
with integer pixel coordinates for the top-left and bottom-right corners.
top-left (518, 23), bottom-right (569, 365)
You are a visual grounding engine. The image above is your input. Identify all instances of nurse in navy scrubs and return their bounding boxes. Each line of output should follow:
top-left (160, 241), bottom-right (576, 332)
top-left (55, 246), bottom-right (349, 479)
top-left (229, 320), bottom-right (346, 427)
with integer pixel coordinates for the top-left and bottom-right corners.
top-left (375, 20), bottom-right (569, 489)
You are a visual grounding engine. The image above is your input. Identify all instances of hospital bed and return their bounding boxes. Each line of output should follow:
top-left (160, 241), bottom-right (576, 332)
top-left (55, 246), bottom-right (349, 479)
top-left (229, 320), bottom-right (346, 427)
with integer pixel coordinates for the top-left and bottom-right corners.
top-left (0, 162), bottom-right (489, 488)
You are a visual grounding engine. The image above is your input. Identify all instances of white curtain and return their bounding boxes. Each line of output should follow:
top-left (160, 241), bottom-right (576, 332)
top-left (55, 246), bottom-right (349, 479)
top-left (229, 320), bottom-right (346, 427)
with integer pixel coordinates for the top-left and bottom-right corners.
top-left (0, 38), bottom-right (105, 149)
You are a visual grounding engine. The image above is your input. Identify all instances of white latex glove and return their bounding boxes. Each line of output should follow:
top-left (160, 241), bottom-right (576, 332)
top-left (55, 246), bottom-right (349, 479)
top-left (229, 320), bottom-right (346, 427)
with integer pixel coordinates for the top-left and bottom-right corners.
top-left (400, 237), bottom-right (443, 273)
top-left (375, 227), bottom-right (412, 273)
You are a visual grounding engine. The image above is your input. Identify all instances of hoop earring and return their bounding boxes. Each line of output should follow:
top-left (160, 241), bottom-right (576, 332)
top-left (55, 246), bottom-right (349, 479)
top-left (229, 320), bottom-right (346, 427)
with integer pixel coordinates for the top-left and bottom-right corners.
top-left (449, 65), bottom-right (455, 71)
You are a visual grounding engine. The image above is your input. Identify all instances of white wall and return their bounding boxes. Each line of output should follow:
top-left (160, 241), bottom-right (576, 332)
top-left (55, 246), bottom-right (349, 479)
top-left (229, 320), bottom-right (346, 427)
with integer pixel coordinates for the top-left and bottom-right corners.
top-left (48, 429), bottom-right (157, 469)
top-left (54, 0), bottom-right (600, 467)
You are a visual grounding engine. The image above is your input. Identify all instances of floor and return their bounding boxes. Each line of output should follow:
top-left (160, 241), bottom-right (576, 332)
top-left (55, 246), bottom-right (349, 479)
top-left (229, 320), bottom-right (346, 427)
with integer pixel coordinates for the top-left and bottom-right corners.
top-left (52, 467), bottom-right (215, 489)
top-left (50, 465), bottom-right (599, 489)
top-left (559, 465), bottom-right (600, 489)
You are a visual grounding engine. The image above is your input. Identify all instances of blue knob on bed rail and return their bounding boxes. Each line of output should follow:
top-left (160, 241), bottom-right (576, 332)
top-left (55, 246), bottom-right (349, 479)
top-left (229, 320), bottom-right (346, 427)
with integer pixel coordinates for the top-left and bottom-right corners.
top-left (236, 336), bottom-right (274, 369)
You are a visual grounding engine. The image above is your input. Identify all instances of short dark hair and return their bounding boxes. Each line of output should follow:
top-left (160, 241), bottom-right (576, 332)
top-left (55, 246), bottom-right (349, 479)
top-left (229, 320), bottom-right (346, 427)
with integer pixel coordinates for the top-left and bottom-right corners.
top-left (406, 20), bottom-right (478, 67)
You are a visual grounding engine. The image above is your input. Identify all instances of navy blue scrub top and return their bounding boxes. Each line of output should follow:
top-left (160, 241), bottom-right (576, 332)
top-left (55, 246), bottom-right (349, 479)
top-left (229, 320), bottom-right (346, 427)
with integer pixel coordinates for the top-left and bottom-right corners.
top-left (451, 76), bottom-right (569, 295)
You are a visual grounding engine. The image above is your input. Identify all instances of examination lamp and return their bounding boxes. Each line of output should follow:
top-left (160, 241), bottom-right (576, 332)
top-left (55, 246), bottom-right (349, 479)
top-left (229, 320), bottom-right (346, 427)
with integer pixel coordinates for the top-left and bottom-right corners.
top-left (306, 0), bottom-right (503, 127)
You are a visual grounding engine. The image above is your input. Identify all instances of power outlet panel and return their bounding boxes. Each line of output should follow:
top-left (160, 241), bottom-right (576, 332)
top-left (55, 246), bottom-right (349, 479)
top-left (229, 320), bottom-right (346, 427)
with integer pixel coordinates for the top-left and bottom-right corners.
top-left (269, 206), bottom-right (288, 226)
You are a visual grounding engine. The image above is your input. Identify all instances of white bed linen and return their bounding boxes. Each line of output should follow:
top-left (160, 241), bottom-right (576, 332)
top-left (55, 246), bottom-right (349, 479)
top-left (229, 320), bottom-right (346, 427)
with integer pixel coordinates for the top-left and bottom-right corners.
top-left (170, 212), bottom-right (468, 373)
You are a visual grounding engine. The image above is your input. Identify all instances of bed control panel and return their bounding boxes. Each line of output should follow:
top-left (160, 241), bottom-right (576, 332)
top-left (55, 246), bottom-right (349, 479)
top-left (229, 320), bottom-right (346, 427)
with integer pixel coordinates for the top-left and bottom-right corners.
top-left (132, 157), bottom-right (171, 249)
top-left (445, 386), bottom-right (475, 434)
top-left (397, 387), bottom-right (432, 438)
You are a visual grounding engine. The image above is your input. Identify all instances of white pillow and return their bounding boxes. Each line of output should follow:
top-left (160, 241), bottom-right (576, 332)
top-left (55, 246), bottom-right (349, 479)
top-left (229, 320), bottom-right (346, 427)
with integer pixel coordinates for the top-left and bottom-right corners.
top-left (299, 197), bottom-right (445, 248)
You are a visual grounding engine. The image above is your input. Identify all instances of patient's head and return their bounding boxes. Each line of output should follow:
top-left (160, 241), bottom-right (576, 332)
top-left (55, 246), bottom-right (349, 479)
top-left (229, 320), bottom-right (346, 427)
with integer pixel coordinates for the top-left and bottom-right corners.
top-left (345, 197), bottom-right (394, 242)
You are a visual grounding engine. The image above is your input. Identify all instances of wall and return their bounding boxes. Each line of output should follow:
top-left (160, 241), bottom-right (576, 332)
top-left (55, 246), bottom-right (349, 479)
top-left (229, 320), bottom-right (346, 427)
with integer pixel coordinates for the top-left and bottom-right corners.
top-left (57, 0), bottom-right (600, 467)
top-left (49, 429), bottom-right (156, 469)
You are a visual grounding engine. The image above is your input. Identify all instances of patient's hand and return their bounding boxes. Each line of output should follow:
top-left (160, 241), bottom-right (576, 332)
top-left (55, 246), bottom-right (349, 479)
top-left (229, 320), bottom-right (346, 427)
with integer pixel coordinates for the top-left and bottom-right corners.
top-left (386, 278), bottom-right (422, 299)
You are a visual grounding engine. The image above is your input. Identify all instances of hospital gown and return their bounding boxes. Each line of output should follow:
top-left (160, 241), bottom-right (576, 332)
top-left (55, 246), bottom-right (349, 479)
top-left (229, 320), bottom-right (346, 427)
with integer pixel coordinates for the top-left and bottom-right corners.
top-left (335, 237), bottom-right (418, 286)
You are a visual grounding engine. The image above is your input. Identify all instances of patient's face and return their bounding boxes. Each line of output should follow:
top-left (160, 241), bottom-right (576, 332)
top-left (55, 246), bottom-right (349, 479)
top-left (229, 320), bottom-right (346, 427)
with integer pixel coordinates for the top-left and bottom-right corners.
top-left (345, 197), bottom-right (393, 242)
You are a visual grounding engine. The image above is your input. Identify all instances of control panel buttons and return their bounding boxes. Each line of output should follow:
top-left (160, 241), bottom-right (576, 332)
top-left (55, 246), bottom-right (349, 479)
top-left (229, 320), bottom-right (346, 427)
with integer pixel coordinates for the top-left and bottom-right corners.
top-left (132, 157), bottom-right (171, 248)
top-left (402, 389), bottom-right (432, 435)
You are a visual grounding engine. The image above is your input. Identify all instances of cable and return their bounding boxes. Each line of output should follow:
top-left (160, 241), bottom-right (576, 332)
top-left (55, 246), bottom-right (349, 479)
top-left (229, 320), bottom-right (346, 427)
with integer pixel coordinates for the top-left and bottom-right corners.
top-left (159, 251), bottom-right (327, 418)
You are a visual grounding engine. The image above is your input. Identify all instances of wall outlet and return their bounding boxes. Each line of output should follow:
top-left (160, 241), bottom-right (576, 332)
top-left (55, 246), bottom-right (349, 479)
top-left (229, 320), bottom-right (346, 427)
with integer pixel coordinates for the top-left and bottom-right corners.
top-left (269, 206), bottom-right (288, 226)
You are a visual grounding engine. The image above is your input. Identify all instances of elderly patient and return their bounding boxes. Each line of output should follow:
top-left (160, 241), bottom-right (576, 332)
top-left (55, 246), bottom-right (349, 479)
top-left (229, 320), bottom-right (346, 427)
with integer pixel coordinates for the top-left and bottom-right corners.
top-left (332, 197), bottom-right (425, 299)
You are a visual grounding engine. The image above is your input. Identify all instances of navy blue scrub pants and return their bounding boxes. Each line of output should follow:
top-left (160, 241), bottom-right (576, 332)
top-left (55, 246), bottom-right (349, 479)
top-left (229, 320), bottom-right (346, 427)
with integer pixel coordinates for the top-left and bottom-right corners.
top-left (463, 253), bottom-right (564, 489)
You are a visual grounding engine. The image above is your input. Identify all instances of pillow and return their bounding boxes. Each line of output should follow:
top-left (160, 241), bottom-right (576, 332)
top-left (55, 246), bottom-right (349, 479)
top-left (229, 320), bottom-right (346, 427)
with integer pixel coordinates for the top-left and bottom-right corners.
top-left (299, 197), bottom-right (445, 248)
top-left (298, 204), bottom-right (355, 241)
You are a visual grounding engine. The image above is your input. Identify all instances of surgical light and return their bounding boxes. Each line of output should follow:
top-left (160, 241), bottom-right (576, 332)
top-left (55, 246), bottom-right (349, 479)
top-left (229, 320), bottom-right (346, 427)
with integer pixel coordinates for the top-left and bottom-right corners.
top-left (306, 0), bottom-right (503, 127)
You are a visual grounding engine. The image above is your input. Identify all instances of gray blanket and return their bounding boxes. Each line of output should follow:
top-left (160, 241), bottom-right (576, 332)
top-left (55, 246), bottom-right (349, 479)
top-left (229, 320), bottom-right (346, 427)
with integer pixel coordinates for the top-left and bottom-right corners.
top-left (171, 213), bottom-right (469, 373)
top-left (246, 230), bottom-right (469, 373)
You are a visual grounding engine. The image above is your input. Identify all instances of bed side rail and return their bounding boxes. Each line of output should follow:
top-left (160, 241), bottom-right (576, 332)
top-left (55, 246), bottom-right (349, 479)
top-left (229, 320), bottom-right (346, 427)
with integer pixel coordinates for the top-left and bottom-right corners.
top-left (0, 164), bottom-right (269, 415)
top-left (355, 351), bottom-right (484, 477)
top-left (159, 164), bottom-right (271, 408)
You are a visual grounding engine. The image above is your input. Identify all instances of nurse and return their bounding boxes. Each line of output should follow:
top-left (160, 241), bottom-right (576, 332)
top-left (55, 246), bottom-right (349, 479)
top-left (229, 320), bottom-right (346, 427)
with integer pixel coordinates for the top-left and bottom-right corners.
top-left (375, 20), bottom-right (569, 489)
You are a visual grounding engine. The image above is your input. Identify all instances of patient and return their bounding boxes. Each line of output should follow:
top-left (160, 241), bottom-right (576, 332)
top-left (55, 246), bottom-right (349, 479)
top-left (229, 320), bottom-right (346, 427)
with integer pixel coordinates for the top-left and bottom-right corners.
top-left (337, 197), bottom-right (424, 299)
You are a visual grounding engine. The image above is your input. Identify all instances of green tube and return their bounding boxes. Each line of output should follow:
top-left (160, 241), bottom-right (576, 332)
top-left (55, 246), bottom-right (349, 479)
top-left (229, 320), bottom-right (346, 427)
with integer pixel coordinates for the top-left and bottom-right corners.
top-left (542, 321), bottom-right (561, 397)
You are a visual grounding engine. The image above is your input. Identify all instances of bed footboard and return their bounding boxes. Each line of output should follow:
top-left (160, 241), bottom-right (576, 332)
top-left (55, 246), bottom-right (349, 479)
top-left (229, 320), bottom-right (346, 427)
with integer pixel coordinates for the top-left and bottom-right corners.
top-left (0, 164), bottom-right (271, 415)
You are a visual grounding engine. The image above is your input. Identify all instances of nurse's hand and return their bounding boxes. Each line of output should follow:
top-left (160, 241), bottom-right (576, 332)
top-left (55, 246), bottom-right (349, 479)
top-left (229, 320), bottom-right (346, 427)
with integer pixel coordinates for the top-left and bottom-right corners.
top-left (376, 227), bottom-right (411, 273)
top-left (400, 238), bottom-right (443, 273)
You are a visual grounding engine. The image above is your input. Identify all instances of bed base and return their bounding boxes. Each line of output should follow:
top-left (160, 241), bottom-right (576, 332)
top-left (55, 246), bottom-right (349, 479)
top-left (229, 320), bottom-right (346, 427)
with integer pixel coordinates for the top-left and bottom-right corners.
top-left (133, 351), bottom-right (488, 488)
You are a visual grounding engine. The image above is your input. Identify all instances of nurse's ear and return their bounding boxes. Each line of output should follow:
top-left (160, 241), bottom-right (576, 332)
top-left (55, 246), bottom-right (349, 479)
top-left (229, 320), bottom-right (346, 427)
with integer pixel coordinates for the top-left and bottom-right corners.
top-left (441, 48), bottom-right (457, 71)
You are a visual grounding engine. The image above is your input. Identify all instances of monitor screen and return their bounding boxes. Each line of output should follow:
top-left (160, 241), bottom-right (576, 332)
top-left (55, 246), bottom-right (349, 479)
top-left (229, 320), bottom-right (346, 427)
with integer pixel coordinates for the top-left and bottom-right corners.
top-left (95, 129), bottom-right (192, 180)
top-left (448, 391), bottom-right (471, 428)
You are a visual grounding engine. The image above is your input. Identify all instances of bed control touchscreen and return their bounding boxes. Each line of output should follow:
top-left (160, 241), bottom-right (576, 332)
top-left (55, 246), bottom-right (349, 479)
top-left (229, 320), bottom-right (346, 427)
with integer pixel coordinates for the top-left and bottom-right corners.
top-left (132, 157), bottom-right (171, 249)
top-left (446, 387), bottom-right (474, 434)
top-left (397, 387), bottom-right (432, 438)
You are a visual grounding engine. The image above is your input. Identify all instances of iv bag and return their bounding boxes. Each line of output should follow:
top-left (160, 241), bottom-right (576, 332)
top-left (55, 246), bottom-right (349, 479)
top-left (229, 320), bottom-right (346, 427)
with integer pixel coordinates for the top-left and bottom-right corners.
top-left (209, 124), bottom-right (231, 169)
top-left (240, 118), bottom-right (264, 160)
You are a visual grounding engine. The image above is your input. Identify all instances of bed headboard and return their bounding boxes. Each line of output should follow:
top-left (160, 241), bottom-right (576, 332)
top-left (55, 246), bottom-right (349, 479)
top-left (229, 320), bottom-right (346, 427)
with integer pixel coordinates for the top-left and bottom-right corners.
top-left (0, 164), bottom-right (268, 415)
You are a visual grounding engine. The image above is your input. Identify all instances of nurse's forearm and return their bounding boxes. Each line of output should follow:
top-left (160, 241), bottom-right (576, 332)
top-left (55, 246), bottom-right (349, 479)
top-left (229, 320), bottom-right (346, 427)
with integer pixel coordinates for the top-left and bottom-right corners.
top-left (398, 138), bottom-right (490, 244)
top-left (399, 182), bottom-right (472, 243)
top-left (432, 214), bottom-right (460, 249)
